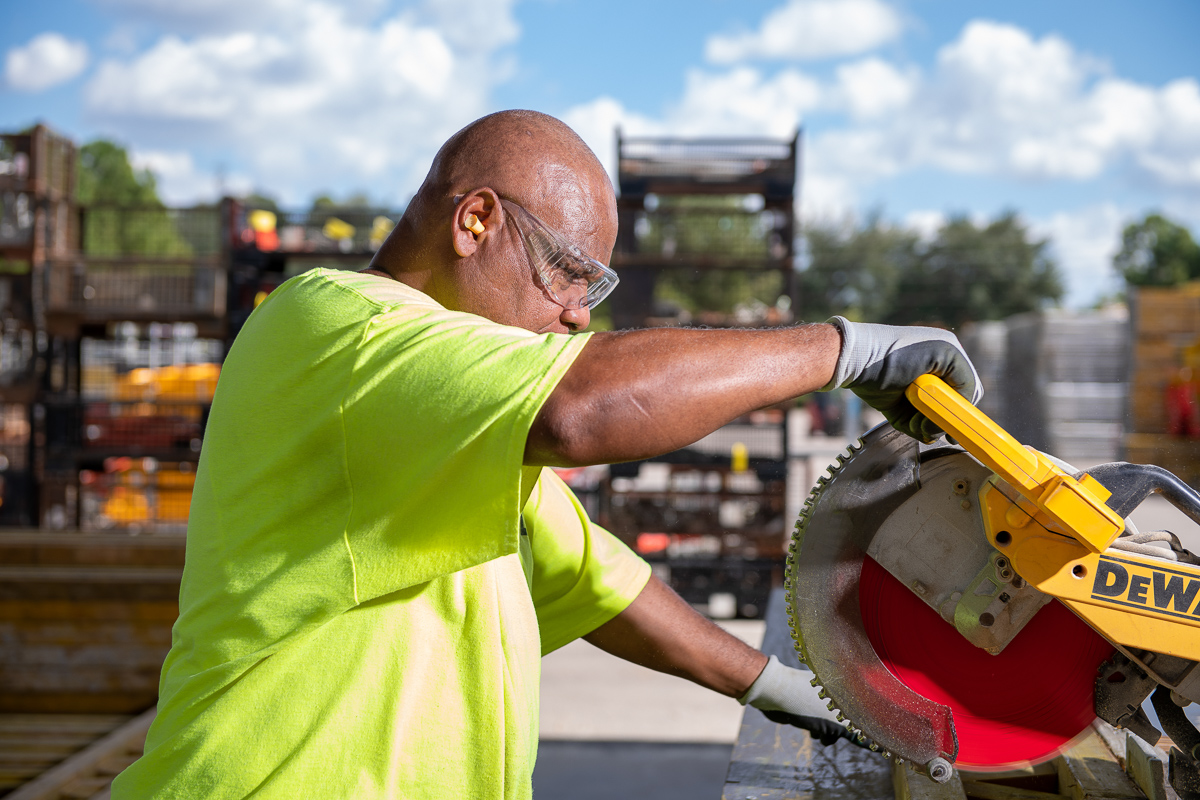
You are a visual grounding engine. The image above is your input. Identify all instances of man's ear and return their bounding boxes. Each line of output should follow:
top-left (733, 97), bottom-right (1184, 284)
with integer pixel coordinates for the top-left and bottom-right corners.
top-left (452, 189), bottom-right (500, 258)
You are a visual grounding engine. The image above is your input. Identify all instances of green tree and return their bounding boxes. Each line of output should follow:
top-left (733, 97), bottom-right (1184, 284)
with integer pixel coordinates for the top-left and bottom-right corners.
top-left (1113, 213), bottom-right (1200, 287)
top-left (886, 212), bottom-right (1063, 329)
top-left (76, 140), bottom-right (193, 258)
top-left (797, 216), bottom-right (916, 323)
top-left (243, 192), bottom-right (280, 212)
top-left (77, 140), bottom-right (160, 206)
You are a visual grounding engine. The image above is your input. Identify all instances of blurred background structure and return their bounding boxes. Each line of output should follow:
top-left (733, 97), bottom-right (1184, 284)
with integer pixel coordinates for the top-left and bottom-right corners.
top-left (2, 0), bottom-right (1200, 796)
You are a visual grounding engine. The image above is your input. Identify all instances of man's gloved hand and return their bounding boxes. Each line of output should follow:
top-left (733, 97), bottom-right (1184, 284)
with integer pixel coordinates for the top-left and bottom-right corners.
top-left (824, 316), bottom-right (983, 442)
top-left (739, 655), bottom-right (868, 748)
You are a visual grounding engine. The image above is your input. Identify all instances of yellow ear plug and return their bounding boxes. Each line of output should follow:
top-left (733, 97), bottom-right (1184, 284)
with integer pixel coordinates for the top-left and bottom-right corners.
top-left (464, 214), bottom-right (485, 236)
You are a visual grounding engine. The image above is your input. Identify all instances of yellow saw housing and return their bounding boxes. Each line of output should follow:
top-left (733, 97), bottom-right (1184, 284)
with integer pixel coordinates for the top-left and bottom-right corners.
top-left (908, 374), bottom-right (1200, 661)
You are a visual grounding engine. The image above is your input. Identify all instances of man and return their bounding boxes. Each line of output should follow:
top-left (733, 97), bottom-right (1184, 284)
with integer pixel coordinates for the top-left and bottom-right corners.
top-left (113, 110), bottom-right (979, 798)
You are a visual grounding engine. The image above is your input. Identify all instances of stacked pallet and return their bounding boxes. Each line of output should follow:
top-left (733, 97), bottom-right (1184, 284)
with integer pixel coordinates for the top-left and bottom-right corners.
top-left (0, 533), bottom-right (179, 796)
top-left (0, 711), bottom-right (151, 799)
top-left (0, 532), bottom-right (182, 713)
top-left (1126, 284), bottom-right (1200, 486)
top-left (960, 309), bottom-right (1130, 465)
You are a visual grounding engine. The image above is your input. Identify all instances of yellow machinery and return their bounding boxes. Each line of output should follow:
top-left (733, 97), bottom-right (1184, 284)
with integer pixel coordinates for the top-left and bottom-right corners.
top-left (786, 375), bottom-right (1200, 792)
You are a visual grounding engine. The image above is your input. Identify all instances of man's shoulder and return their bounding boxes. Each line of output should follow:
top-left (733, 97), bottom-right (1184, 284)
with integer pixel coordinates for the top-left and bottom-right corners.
top-left (284, 268), bottom-right (442, 313)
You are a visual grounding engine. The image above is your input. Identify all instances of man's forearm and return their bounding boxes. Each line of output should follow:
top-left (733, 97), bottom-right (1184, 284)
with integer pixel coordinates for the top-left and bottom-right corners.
top-left (526, 323), bottom-right (840, 467)
top-left (583, 576), bottom-right (768, 698)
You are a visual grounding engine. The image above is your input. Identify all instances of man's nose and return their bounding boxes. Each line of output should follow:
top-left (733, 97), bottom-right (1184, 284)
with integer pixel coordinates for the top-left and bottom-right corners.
top-left (560, 305), bottom-right (590, 332)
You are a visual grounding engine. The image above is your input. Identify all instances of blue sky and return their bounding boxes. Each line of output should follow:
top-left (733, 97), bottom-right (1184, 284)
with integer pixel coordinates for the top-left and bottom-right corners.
top-left (4, 0), bottom-right (1200, 307)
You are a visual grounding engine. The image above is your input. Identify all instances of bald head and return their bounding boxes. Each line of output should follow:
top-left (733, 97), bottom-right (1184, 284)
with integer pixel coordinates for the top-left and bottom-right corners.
top-left (419, 109), bottom-right (614, 235)
top-left (369, 111), bottom-right (618, 334)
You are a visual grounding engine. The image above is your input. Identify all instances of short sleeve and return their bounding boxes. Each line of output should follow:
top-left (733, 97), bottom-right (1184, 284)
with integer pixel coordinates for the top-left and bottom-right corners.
top-left (524, 469), bottom-right (651, 655)
top-left (340, 291), bottom-right (591, 603)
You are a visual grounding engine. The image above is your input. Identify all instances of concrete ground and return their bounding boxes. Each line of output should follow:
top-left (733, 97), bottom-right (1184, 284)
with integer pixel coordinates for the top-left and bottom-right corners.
top-left (533, 619), bottom-right (764, 799)
top-left (532, 742), bottom-right (733, 800)
top-left (538, 619), bottom-right (764, 743)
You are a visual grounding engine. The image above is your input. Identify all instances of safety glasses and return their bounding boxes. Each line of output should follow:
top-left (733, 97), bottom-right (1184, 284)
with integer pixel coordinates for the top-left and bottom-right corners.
top-left (494, 198), bottom-right (620, 310)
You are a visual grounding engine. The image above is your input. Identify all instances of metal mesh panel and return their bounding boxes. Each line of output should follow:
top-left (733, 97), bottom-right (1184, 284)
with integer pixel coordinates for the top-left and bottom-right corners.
top-left (81, 331), bottom-right (223, 401)
top-left (619, 138), bottom-right (795, 183)
top-left (0, 403), bottom-right (29, 472)
top-left (0, 191), bottom-right (33, 248)
top-left (80, 206), bottom-right (221, 259)
top-left (80, 459), bottom-right (195, 534)
top-left (47, 261), bottom-right (226, 317)
top-left (619, 207), bottom-right (790, 266)
top-left (47, 402), bottom-right (207, 454)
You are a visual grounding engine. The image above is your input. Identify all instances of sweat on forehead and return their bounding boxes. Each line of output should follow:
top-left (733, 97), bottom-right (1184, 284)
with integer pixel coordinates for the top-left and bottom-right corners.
top-left (426, 110), bottom-right (613, 220)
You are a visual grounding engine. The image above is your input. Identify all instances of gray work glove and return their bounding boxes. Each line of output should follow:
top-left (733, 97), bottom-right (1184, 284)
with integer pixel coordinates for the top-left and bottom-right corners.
top-left (824, 316), bottom-right (983, 442)
top-left (739, 655), bottom-right (867, 748)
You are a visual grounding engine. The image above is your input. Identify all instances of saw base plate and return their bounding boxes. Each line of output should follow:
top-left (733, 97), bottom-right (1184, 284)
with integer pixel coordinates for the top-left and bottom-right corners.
top-left (860, 555), bottom-right (1114, 770)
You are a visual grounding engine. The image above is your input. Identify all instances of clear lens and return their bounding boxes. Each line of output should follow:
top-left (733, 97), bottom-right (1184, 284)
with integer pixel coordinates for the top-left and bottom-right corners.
top-left (504, 200), bottom-right (619, 310)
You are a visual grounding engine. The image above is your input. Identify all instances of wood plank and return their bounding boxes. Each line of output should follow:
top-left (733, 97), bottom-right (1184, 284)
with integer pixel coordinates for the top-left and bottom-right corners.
top-left (59, 775), bottom-right (113, 799)
top-left (0, 566), bottom-right (182, 584)
top-left (0, 717), bottom-right (128, 733)
top-left (1056, 733), bottom-right (1145, 800)
top-left (3, 709), bottom-right (153, 800)
top-left (960, 763), bottom-right (1058, 782)
top-left (1124, 732), bottom-right (1170, 800)
top-left (961, 779), bottom-right (1069, 800)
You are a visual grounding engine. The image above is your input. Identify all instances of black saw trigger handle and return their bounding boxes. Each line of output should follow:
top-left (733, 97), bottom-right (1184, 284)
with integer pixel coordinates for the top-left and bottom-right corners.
top-left (1084, 462), bottom-right (1200, 526)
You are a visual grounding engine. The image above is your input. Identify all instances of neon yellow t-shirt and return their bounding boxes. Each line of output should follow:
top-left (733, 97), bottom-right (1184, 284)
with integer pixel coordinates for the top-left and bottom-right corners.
top-left (112, 269), bottom-right (650, 799)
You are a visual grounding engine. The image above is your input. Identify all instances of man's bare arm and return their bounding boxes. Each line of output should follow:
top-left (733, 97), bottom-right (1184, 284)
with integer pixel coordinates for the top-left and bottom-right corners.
top-left (525, 323), bottom-right (841, 467)
top-left (582, 575), bottom-right (768, 698)
top-left (583, 576), bottom-right (862, 747)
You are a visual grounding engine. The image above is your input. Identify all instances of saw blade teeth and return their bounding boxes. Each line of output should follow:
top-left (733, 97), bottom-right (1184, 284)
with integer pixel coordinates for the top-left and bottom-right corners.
top-left (785, 437), bottom-right (903, 764)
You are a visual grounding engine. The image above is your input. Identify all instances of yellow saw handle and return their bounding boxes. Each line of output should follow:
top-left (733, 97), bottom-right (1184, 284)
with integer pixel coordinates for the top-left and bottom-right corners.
top-left (905, 374), bottom-right (1125, 553)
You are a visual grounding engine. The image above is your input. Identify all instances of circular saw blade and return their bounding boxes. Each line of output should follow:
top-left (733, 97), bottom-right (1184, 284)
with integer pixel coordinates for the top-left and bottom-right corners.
top-left (859, 555), bottom-right (1113, 769)
top-left (788, 423), bottom-right (1116, 773)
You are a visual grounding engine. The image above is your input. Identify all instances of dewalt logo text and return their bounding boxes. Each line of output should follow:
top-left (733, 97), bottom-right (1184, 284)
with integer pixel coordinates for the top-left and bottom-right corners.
top-left (1092, 556), bottom-right (1200, 619)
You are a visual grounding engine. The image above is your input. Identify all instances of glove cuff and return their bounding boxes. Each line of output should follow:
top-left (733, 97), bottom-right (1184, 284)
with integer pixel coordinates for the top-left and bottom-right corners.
top-left (822, 316), bottom-right (856, 391)
top-left (739, 654), bottom-right (783, 707)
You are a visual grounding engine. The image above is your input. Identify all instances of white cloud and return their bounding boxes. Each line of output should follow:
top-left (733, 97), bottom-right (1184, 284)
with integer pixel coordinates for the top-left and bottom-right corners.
top-left (835, 57), bottom-right (915, 120)
top-left (4, 32), bottom-right (89, 92)
top-left (130, 149), bottom-right (252, 205)
top-left (801, 21), bottom-right (1200, 192)
top-left (705, 0), bottom-right (902, 63)
top-left (564, 17), bottom-right (1200, 228)
top-left (670, 67), bottom-right (821, 137)
top-left (1031, 204), bottom-right (1127, 308)
top-left (903, 210), bottom-right (946, 242)
top-left (562, 68), bottom-right (819, 186)
top-left (83, 0), bottom-right (518, 204)
top-left (905, 22), bottom-right (1200, 186)
top-left (94, 0), bottom-right (388, 34)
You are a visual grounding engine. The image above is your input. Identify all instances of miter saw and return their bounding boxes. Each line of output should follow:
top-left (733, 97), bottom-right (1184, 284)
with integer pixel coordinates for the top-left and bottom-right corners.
top-left (786, 374), bottom-right (1200, 792)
